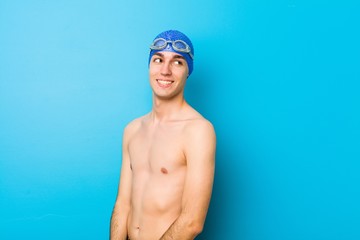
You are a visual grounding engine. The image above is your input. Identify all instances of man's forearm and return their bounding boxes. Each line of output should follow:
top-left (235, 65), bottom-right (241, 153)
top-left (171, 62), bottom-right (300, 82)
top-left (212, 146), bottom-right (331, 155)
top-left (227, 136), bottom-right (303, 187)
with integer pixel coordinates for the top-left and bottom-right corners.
top-left (159, 214), bottom-right (202, 240)
top-left (110, 207), bottom-right (128, 240)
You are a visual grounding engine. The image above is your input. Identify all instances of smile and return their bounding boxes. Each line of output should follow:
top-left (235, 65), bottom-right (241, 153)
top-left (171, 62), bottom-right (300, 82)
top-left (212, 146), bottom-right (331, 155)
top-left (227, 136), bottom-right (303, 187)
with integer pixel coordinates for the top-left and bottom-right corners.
top-left (156, 79), bottom-right (174, 88)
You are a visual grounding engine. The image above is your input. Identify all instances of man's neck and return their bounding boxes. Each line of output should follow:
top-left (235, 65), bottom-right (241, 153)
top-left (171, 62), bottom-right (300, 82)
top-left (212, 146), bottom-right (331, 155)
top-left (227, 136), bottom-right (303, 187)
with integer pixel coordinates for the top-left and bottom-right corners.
top-left (151, 95), bottom-right (187, 122)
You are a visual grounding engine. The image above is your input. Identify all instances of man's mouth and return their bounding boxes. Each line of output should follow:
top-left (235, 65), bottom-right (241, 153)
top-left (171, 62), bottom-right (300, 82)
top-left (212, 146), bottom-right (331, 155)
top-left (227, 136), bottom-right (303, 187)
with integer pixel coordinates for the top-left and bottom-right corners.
top-left (156, 79), bottom-right (174, 87)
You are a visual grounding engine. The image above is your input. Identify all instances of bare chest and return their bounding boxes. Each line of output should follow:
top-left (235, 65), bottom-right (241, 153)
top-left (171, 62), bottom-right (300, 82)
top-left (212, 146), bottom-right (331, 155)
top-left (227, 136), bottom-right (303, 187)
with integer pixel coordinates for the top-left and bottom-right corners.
top-left (128, 124), bottom-right (186, 175)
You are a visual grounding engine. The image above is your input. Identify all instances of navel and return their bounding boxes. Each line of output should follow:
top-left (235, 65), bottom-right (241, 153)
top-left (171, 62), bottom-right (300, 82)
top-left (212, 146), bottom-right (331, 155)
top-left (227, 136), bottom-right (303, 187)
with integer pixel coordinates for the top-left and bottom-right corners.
top-left (161, 167), bottom-right (168, 174)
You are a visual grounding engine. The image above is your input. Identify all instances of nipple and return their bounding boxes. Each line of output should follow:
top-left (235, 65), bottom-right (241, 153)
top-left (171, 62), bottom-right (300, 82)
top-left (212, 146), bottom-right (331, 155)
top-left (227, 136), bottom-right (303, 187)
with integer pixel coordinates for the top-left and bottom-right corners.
top-left (161, 167), bottom-right (168, 174)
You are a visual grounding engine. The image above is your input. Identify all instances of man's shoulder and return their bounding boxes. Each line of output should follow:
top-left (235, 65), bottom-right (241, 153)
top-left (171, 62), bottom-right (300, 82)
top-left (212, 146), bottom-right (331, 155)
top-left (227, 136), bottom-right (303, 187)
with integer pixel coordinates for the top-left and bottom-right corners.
top-left (181, 104), bottom-right (215, 134)
top-left (184, 116), bottom-right (215, 138)
top-left (123, 114), bottom-right (149, 138)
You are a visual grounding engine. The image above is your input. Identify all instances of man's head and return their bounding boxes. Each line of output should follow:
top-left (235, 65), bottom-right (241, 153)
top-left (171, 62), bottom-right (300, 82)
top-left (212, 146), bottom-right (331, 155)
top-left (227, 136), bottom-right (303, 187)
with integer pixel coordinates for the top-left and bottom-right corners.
top-left (149, 30), bottom-right (194, 76)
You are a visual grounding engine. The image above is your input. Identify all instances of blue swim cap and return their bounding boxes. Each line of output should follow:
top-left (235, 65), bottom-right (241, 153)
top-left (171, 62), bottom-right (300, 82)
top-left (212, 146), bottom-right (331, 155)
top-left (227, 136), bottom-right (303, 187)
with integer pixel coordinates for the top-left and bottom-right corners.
top-left (149, 30), bottom-right (194, 76)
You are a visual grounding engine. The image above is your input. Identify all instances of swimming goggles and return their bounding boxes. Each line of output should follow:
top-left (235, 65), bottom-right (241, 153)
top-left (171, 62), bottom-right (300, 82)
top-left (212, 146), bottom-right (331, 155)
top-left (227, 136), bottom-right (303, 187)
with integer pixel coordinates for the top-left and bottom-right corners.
top-left (150, 38), bottom-right (194, 59)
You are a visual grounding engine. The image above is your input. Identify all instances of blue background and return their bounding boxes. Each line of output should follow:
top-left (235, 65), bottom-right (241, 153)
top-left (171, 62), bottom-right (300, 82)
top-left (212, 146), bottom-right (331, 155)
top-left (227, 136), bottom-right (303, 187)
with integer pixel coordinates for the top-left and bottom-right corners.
top-left (1, 0), bottom-right (359, 239)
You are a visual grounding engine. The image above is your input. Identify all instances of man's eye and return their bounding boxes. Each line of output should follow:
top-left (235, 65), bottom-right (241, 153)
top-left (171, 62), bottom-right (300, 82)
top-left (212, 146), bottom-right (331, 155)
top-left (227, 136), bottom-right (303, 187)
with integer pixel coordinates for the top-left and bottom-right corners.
top-left (154, 58), bottom-right (162, 63)
top-left (174, 60), bottom-right (183, 65)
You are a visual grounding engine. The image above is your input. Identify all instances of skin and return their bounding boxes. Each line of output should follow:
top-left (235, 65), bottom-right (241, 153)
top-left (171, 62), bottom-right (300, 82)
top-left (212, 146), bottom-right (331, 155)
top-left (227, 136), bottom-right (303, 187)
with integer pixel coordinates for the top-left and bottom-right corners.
top-left (111, 51), bottom-right (216, 240)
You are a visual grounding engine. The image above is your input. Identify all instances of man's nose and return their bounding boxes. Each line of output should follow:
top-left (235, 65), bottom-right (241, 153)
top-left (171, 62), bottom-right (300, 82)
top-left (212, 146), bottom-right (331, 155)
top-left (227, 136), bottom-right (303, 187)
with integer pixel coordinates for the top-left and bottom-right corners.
top-left (160, 61), bottom-right (171, 76)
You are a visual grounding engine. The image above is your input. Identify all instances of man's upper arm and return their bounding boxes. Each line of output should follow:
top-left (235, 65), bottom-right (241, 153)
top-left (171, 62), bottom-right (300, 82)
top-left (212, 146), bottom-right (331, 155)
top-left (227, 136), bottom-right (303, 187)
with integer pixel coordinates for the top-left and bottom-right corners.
top-left (110, 124), bottom-right (134, 239)
top-left (182, 120), bottom-right (216, 226)
top-left (115, 124), bottom-right (133, 207)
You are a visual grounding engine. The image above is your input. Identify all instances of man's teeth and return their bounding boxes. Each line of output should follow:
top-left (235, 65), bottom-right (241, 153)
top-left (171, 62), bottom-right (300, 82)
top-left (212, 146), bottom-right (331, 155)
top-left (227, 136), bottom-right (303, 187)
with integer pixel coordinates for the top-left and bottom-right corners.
top-left (158, 80), bottom-right (172, 85)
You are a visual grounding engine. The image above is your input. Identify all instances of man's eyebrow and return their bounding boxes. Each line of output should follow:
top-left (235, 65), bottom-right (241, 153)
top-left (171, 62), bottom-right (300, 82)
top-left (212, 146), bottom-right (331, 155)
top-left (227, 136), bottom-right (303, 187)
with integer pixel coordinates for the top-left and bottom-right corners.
top-left (153, 52), bottom-right (164, 57)
top-left (173, 55), bottom-right (185, 60)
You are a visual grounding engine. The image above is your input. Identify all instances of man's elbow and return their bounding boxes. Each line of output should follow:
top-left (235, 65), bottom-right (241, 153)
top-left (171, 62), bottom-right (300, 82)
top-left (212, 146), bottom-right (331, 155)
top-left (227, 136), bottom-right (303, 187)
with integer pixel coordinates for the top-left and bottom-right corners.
top-left (188, 220), bottom-right (205, 236)
top-left (193, 224), bottom-right (204, 236)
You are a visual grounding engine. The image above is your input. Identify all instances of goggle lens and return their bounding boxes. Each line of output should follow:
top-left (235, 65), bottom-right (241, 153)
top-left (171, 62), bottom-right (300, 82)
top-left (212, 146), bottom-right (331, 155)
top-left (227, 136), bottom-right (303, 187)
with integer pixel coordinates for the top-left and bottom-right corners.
top-left (153, 38), bottom-right (167, 48)
top-left (173, 40), bottom-right (187, 50)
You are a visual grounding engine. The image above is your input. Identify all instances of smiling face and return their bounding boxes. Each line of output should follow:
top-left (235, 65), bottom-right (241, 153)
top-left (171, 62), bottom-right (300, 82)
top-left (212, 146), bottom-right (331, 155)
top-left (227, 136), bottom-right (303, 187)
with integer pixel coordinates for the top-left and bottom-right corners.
top-left (149, 51), bottom-right (189, 100)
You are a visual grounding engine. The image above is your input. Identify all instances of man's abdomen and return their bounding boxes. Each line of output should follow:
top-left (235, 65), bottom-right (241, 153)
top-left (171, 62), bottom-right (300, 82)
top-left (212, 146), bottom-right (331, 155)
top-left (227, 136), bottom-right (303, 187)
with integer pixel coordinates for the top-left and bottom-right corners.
top-left (128, 171), bottom-right (185, 239)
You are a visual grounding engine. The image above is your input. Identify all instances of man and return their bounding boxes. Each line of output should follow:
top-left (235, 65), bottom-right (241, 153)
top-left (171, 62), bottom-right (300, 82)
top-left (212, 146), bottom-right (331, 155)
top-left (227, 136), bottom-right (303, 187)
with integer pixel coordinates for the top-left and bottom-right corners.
top-left (110, 30), bottom-right (216, 240)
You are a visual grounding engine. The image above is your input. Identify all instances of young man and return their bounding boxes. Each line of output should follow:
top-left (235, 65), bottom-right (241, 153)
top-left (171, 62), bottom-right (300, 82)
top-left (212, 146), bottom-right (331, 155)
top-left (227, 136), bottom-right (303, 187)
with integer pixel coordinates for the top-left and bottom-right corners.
top-left (110, 30), bottom-right (216, 240)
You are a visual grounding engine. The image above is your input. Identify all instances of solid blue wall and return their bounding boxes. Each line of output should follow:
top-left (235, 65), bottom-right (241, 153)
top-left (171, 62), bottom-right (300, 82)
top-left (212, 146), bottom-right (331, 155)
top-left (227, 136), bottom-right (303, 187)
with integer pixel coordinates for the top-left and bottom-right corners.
top-left (1, 0), bottom-right (359, 239)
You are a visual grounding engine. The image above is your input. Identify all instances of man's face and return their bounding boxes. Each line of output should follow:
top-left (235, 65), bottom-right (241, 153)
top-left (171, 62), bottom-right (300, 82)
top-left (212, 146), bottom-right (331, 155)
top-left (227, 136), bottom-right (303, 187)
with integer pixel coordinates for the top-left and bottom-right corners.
top-left (149, 51), bottom-right (189, 100)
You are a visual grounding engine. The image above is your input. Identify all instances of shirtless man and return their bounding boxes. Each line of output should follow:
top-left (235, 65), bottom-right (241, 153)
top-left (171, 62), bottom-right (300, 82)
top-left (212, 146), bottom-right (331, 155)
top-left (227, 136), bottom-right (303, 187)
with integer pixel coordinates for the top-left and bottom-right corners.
top-left (110, 30), bottom-right (216, 240)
